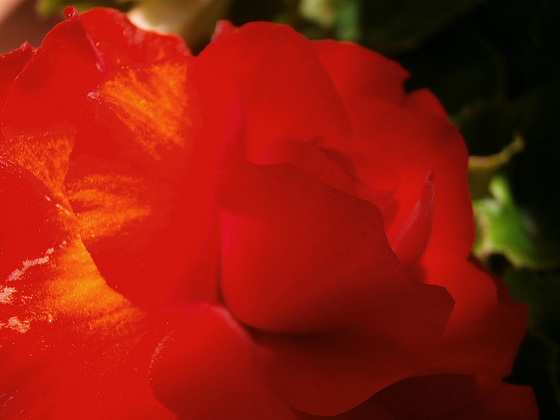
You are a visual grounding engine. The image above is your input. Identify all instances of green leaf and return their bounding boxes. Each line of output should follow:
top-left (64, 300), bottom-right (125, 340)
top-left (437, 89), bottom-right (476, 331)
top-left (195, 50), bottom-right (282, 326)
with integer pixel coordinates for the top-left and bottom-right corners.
top-left (473, 175), bottom-right (559, 270)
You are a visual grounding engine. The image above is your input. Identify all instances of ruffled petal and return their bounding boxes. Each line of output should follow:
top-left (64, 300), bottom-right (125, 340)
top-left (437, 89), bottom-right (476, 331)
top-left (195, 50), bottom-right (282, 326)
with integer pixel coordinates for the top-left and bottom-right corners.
top-left (312, 40), bottom-right (409, 106)
top-left (349, 99), bottom-right (473, 256)
top-left (420, 250), bottom-right (528, 378)
top-left (448, 382), bottom-right (537, 420)
top-left (216, 161), bottom-right (454, 415)
top-left (198, 22), bottom-right (353, 160)
top-left (149, 306), bottom-right (296, 419)
top-left (313, 41), bottom-right (473, 257)
top-left (0, 162), bottom-right (172, 419)
top-left (0, 9), bottom-right (102, 195)
top-left (217, 162), bottom-right (453, 336)
top-left (376, 374), bottom-right (537, 420)
top-left (0, 42), bottom-right (34, 105)
top-left (391, 174), bottom-right (434, 264)
top-left (257, 138), bottom-right (358, 196)
top-left (79, 7), bottom-right (190, 72)
top-left (66, 55), bottom-right (221, 310)
top-left (375, 374), bottom-right (503, 417)
top-left (404, 88), bottom-right (448, 119)
top-left (296, 399), bottom-right (395, 420)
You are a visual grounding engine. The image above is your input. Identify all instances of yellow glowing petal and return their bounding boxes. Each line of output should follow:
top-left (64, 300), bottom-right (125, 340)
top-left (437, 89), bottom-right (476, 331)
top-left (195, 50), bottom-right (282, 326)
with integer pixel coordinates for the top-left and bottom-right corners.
top-left (1, 239), bottom-right (144, 334)
top-left (67, 173), bottom-right (152, 241)
top-left (0, 129), bottom-right (74, 197)
top-left (97, 61), bottom-right (192, 160)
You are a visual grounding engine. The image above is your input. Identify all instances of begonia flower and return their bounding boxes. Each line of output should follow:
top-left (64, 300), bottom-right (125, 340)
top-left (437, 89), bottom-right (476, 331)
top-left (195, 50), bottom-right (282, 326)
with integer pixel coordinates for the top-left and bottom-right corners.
top-left (0, 7), bottom-right (537, 419)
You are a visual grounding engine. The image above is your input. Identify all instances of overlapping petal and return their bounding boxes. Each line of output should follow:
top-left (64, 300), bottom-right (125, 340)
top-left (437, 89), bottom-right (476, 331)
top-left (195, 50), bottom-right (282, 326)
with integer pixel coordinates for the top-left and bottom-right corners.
top-left (149, 306), bottom-right (296, 419)
top-left (373, 374), bottom-right (537, 420)
top-left (66, 54), bottom-right (222, 310)
top-left (0, 162), bottom-right (172, 419)
top-left (0, 42), bottom-right (33, 105)
top-left (217, 162), bottom-right (453, 335)
top-left (198, 22), bottom-right (353, 161)
top-left (0, 9), bottom-right (102, 196)
top-left (313, 41), bottom-right (473, 258)
top-left (0, 8), bottom-right (535, 420)
top-left (420, 250), bottom-right (528, 378)
top-left (79, 7), bottom-right (191, 71)
top-left (216, 162), bottom-right (454, 415)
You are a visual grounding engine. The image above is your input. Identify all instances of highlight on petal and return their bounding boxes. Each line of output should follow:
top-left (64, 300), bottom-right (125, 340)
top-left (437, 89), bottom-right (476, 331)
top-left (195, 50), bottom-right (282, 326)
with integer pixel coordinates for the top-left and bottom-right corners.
top-left (66, 56), bottom-right (222, 310)
top-left (0, 9), bottom-right (102, 195)
top-left (0, 11), bottom-right (533, 420)
top-left (0, 161), bottom-right (172, 419)
top-left (149, 306), bottom-right (296, 419)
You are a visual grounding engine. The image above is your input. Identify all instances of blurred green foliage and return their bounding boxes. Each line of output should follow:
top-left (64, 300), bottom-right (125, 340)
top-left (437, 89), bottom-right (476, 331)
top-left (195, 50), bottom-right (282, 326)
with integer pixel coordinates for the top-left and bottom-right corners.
top-left (38, 0), bottom-right (136, 15)
top-left (37, 0), bottom-right (560, 416)
top-left (474, 175), bottom-right (559, 270)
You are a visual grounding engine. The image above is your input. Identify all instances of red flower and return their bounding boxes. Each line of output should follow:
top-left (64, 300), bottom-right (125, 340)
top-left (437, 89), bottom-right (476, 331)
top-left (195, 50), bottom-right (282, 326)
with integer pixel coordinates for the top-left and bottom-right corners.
top-left (0, 7), bottom-right (537, 419)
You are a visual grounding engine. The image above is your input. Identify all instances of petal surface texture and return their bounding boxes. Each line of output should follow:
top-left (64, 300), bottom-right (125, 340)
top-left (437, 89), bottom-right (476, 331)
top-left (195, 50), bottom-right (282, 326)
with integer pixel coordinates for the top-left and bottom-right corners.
top-left (149, 306), bottom-right (297, 419)
top-left (313, 41), bottom-right (474, 258)
top-left (0, 8), bottom-right (537, 420)
top-left (197, 22), bottom-right (353, 161)
top-left (65, 9), bottom-right (221, 310)
top-left (217, 162), bottom-right (454, 415)
top-left (0, 162), bottom-right (172, 419)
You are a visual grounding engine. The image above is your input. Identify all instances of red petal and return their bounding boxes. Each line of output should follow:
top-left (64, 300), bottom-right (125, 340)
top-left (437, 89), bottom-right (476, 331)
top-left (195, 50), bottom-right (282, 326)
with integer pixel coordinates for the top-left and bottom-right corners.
top-left (0, 42), bottom-right (34, 105)
top-left (391, 174), bottom-right (435, 264)
top-left (296, 400), bottom-right (395, 420)
top-left (211, 20), bottom-right (239, 42)
top-left (257, 138), bottom-right (358, 196)
top-left (375, 374), bottom-right (503, 416)
top-left (313, 40), bottom-right (409, 106)
top-left (349, 99), bottom-right (473, 256)
top-left (80, 7), bottom-right (190, 72)
top-left (216, 162), bottom-right (454, 415)
top-left (374, 374), bottom-right (538, 420)
top-left (198, 22), bottom-right (353, 161)
top-left (405, 88), bottom-right (449, 119)
top-left (450, 382), bottom-right (537, 420)
top-left (0, 162), bottom-right (172, 419)
top-left (0, 10), bottom-right (102, 195)
top-left (254, 326), bottom-right (436, 416)
top-left (66, 57), bottom-right (222, 310)
top-left (149, 306), bottom-right (296, 419)
top-left (217, 162), bottom-right (453, 336)
top-left (421, 250), bottom-right (528, 378)
top-left (313, 41), bottom-right (473, 257)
